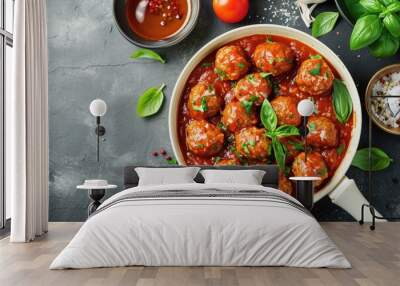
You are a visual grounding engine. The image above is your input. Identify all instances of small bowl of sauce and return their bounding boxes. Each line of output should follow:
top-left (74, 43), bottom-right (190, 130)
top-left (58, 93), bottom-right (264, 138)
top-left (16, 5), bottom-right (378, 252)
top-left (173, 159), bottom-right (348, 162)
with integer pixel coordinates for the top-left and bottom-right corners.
top-left (113, 0), bottom-right (199, 48)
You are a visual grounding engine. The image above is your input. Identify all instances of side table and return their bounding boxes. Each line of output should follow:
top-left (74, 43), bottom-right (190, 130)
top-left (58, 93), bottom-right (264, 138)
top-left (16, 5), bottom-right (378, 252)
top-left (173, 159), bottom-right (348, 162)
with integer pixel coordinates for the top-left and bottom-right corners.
top-left (289, 176), bottom-right (321, 211)
top-left (77, 180), bottom-right (117, 216)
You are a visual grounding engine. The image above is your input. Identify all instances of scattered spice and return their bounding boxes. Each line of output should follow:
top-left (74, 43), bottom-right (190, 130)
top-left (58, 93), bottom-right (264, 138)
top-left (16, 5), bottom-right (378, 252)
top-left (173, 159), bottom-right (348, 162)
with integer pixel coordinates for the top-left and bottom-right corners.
top-left (249, 0), bottom-right (300, 26)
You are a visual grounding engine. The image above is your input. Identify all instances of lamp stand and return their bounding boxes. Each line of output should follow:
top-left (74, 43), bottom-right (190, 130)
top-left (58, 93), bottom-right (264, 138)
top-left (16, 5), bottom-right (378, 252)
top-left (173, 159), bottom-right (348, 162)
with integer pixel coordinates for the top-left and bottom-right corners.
top-left (95, 116), bottom-right (105, 162)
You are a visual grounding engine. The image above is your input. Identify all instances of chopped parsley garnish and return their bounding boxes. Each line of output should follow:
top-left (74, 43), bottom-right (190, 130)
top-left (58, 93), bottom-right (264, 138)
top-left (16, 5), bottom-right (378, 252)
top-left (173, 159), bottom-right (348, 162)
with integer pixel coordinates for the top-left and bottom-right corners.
top-left (248, 140), bottom-right (256, 147)
top-left (242, 143), bottom-right (250, 154)
top-left (197, 143), bottom-right (205, 148)
top-left (217, 121), bottom-right (226, 131)
top-left (241, 100), bottom-right (254, 114)
top-left (308, 122), bottom-right (316, 132)
top-left (192, 97), bottom-right (208, 112)
top-left (215, 68), bottom-right (227, 79)
top-left (268, 57), bottom-right (292, 64)
top-left (309, 62), bottom-right (322, 76)
top-left (260, 72), bottom-right (272, 79)
top-left (309, 54), bottom-right (322, 60)
top-left (288, 140), bottom-right (304, 151)
top-left (266, 37), bottom-right (274, 43)
top-left (207, 84), bottom-right (214, 93)
top-left (200, 97), bottom-right (208, 111)
top-left (249, 95), bottom-right (258, 102)
top-left (275, 57), bottom-right (287, 63)
top-left (336, 144), bottom-right (345, 155)
top-left (201, 62), bottom-right (213, 67)
top-left (214, 156), bottom-right (221, 163)
top-left (325, 71), bottom-right (330, 79)
top-left (317, 167), bottom-right (328, 177)
top-left (247, 74), bottom-right (256, 82)
top-left (237, 62), bottom-right (245, 70)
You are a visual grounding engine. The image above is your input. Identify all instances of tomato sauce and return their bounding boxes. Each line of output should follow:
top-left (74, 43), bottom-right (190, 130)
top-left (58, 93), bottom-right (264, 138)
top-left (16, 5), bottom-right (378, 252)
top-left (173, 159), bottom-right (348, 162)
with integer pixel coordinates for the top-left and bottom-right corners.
top-left (177, 35), bottom-right (354, 190)
top-left (126, 0), bottom-right (188, 41)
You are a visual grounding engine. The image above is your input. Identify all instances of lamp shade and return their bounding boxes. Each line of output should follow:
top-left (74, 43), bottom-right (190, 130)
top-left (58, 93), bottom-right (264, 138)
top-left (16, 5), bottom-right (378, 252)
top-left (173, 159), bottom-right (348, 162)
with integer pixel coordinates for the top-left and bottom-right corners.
top-left (89, 99), bottom-right (107, 117)
top-left (297, 99), bottom-right (314, 117)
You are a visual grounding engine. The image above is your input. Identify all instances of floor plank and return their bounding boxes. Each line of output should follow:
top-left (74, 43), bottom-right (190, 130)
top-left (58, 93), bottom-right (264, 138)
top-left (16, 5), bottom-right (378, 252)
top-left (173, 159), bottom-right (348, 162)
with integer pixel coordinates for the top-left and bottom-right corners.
top-left (0, 222), bottom-right (399, 286)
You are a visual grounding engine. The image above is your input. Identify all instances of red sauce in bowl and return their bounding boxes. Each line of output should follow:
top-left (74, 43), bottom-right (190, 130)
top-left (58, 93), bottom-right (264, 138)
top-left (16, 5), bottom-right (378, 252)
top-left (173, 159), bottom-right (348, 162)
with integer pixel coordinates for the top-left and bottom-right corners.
top-left (126, 0), bottom-right (189, 41)
top-left (176, 35), bottom-right (354, 192)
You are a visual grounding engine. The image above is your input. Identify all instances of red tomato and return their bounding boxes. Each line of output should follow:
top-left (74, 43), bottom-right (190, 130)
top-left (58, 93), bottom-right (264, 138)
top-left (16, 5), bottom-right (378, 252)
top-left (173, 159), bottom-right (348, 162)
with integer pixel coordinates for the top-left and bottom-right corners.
top-left (212, 0), bottom-right (249, 23)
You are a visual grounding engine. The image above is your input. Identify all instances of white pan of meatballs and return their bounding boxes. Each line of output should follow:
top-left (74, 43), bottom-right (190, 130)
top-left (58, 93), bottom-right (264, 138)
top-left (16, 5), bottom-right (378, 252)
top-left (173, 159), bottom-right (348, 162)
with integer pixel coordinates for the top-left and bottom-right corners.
top-left (169, 24), bottom-right (362, 203)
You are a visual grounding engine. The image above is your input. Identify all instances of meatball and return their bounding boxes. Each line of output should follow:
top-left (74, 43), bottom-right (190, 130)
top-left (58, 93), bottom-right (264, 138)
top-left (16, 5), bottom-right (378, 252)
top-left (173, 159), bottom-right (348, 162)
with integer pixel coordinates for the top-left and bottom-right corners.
top-left (221, 101), bottom-right (258, 133)
top-left (235, 127), bottom-right (270, 160)
top-left (234, 73), bottom-right (272, 106)
top-left (279, 172), bottom-right (294, 196)
top-left (321, 147), bottom-right (343, 172)
top-left (215, 158), bottom-right (239, 166)
top-left (307, 116), bottom-right (338, 148)
top-left (292, 152), bottom-right (329, 187)
top-left (188, 83), bottom-right (222, 119)
top-left (295, 58), bottom-right (334, 96)
top-left (215, 45), bottom-right (250, 80)
top-left (252, 42), bottom-right (295, 76)
top-left (186, 120), bottom-right (224, 157)
top-left (271, 96), bottom-right (302, 126)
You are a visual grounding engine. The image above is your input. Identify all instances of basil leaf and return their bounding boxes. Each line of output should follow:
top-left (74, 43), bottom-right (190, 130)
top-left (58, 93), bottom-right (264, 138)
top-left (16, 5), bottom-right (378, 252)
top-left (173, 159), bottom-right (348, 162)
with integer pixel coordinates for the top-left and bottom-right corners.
top-left (312, 12), bottom-right (340, 38)
top-left (368, 28), bottom-right (400, 57)
top-left (166, 157), bottom-right (178, 165)
top-left (136, 83), bottom-right (166, 117)
top-left (273, 125), bottom-right (300, 137)
top-left (260, 99), bottom-right (277, 131)
top-left (333, 79), bottom-right (353, 124)
top-left (130, 48), bottom-right (166, 64)
top-left (380, 2), bottom-right (400, 16)
top-left (272, 137), bottom-right (286, 171)
top-left (359, 0), bottom-right (385, 13)
top-left (350, 15), bottom-right (383, 50)
top-left (383, 13), bottom-right (400, 37)
top-left (381, 0), bottom-right (397, 6)
top-left (345, 0), bottom-right (369, 19)
top-left (351, 147), bottom-right (393, 171)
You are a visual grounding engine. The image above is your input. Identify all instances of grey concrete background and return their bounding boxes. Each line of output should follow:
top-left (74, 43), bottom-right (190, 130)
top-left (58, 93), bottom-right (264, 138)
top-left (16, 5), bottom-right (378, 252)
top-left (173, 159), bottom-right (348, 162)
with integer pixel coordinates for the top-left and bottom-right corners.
top-left (47, 0), bottom-right (400, 222)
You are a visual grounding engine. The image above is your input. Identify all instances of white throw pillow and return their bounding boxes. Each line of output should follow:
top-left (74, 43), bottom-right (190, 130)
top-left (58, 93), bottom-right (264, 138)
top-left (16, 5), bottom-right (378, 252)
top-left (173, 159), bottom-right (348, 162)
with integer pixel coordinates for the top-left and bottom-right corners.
top-left (200, 169), bottom-right (266, 185)
top-left (135, 167), bottom-right (200, 186)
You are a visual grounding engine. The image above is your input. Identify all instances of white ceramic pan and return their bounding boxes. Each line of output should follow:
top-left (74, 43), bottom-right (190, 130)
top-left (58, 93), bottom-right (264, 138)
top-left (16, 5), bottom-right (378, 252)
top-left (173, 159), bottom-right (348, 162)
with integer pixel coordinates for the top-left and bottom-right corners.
top-left (168, 25), bottom-right (381, 221)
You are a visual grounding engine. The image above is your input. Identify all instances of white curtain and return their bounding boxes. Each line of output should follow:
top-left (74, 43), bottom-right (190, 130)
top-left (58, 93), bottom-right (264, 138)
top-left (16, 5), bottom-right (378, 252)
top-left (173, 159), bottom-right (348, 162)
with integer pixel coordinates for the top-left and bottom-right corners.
top-left (9, 0), bottom-right (49, 242)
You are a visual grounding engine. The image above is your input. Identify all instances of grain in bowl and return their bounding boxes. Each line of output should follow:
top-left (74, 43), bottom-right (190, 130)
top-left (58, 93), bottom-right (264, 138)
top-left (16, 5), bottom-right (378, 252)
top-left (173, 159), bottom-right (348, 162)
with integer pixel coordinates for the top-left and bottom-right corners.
top-left (371, 71), bottom-right (400, 129)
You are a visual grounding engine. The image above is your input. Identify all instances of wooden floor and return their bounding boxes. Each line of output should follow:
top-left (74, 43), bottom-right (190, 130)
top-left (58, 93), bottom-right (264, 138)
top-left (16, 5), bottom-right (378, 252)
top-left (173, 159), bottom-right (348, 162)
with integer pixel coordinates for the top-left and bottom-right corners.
top-left (0, 223), bottom-right (399, 286)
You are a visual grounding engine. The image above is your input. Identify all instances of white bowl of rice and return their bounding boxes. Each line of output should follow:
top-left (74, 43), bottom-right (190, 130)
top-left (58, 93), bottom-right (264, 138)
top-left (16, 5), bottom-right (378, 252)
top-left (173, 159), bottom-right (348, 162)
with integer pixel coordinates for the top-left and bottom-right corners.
top-left (366, 64), bottom-right (400, 135)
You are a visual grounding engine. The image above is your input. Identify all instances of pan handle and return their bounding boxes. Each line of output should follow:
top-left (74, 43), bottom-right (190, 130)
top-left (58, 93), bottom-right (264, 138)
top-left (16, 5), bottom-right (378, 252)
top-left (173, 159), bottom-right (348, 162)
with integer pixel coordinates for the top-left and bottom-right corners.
top-left (328, 177), bottom-right (386, 222)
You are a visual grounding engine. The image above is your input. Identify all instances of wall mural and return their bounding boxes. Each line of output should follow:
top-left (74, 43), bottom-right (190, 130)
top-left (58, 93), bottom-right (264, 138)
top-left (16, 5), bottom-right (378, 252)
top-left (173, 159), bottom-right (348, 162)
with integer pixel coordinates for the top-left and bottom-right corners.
top-left (47, 0), bottom-right (400, 222)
